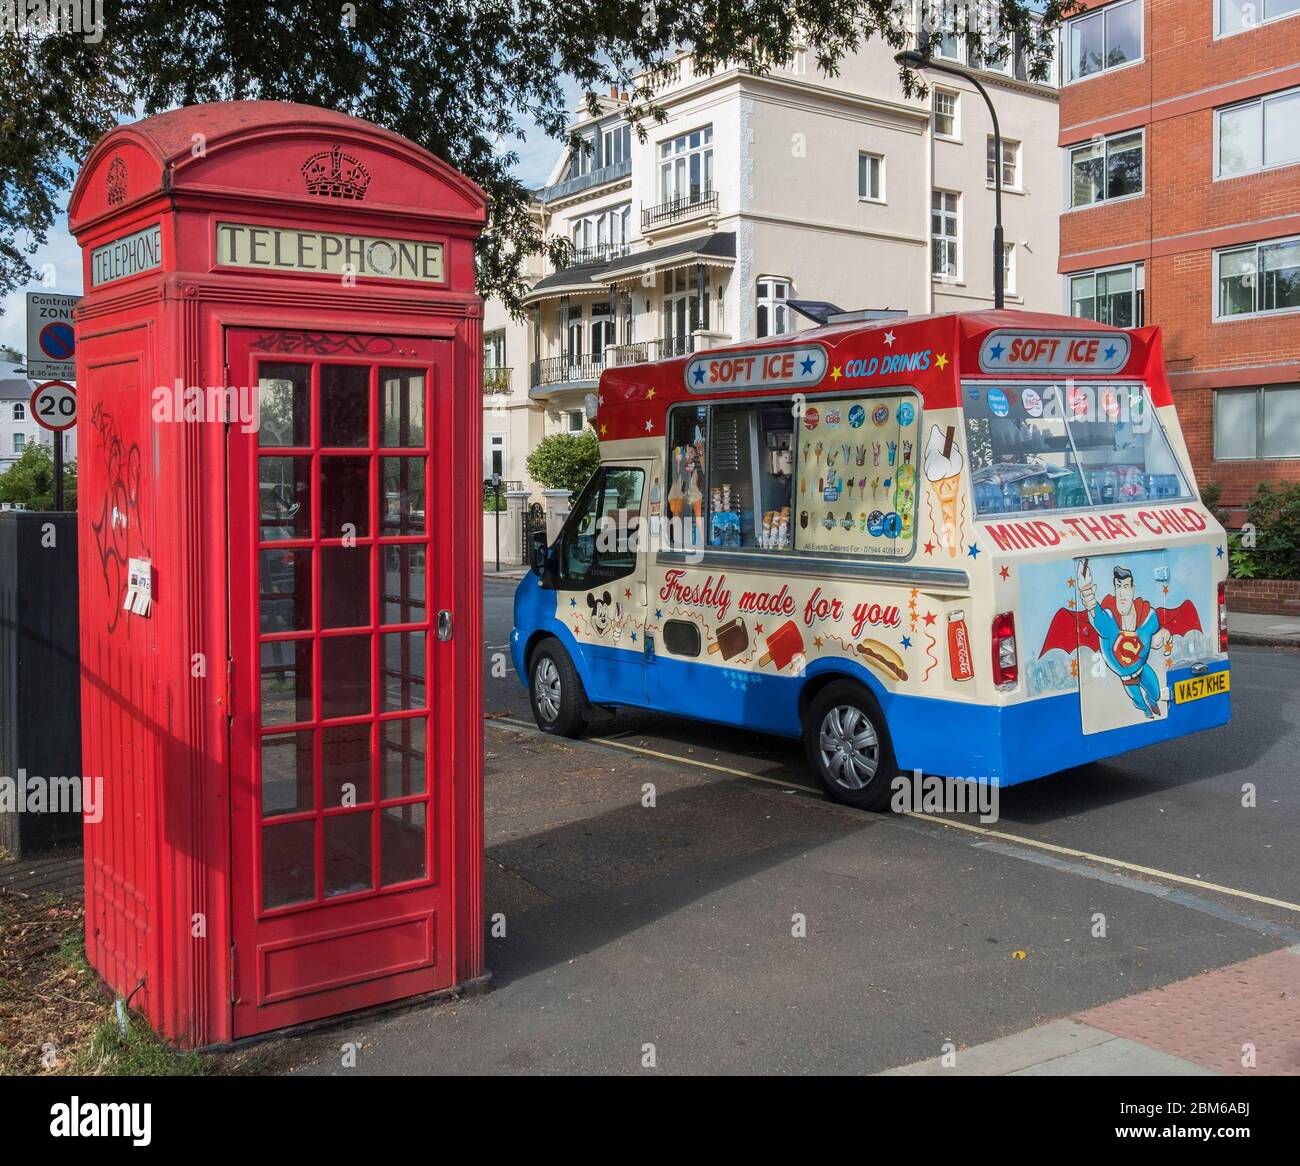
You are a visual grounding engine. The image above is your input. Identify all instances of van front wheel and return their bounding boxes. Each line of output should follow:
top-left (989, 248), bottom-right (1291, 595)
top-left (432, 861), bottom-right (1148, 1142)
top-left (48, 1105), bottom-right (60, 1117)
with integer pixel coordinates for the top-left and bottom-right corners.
top-left (802, 681), bottom-right (897, 811)
top-left (528, 639), bottom-right (590, 738)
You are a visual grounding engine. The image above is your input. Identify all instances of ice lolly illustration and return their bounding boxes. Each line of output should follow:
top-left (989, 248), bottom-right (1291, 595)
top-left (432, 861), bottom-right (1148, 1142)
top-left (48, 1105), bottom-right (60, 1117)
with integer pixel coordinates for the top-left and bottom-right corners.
top-left (708, 617), bottom-right (750, 661)
top-left (758, 620), bottom-right (805, 670)
top-left (924, 423), bottom-right (965, 558)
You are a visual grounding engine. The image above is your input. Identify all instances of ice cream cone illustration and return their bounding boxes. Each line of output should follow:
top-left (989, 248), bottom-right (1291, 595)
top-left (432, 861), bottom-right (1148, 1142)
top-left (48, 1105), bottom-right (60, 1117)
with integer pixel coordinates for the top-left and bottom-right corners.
top-left (924, 424), bottom-right (964, 557)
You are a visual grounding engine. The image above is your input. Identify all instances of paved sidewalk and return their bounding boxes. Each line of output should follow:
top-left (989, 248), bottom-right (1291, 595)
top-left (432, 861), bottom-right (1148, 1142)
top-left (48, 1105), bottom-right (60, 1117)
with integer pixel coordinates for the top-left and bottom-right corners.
top-left (881, 945), bottom-right (1300, 1075)
top-left (1229, 611), bottom-right (1300, 647)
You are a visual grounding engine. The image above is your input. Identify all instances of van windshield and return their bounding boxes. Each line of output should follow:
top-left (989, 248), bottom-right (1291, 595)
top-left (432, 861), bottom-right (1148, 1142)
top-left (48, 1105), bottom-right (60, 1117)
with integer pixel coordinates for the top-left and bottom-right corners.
top-left (962, 381), bottom-right (1190, 516)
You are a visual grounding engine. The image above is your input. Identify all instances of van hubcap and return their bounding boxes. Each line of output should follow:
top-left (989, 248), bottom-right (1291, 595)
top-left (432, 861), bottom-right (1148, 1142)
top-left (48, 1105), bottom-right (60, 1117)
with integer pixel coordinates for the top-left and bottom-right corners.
top-left (818, 705), bottom-right (879, 791)
top-left (535, 657), bottom-right (562, 722)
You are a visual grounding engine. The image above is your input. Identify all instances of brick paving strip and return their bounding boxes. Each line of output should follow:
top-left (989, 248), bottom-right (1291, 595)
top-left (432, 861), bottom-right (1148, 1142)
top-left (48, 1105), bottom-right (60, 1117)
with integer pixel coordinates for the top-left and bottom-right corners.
top-left (881, 945), bottom-right (1300, 1076)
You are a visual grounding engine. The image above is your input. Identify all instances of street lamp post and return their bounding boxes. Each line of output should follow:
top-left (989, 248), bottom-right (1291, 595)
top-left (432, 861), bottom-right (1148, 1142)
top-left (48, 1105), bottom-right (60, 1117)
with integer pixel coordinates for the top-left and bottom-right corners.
top-left (896, 50), bottom-right (1005, 310)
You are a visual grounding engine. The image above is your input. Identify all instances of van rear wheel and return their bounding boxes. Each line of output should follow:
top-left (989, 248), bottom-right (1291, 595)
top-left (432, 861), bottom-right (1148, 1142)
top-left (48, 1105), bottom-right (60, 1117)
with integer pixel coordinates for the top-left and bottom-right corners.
top-left (528, 639), bottom-right (590, 738)
top-left (802, 680), bottom-right (897, 811)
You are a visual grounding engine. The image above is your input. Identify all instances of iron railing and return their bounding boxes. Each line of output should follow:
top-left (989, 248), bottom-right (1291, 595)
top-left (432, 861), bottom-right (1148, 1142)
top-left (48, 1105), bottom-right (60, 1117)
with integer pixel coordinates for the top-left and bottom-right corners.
top-left (641, 189), bottom-right (718, 232)
top-left (482, 366), bottom-right (513, 394)
top-left (530, 354), bottom-right (606, 388)
top-left (568, 242), bottom-right (631, 267)
top-left (608, 336), bottom-right (697, 365)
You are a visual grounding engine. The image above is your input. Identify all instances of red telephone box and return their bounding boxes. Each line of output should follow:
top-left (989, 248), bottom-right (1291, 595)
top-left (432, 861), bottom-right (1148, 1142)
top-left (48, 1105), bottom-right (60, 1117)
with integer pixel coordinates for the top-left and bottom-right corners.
top-left (67, 101), bottom-right (487, 1045)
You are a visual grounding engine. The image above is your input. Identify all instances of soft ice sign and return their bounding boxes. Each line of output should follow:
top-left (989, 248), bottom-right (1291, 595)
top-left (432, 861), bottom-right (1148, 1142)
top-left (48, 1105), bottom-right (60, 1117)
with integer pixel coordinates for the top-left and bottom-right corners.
top-left (685, 343), bottom-right (826, 393)
top-left (978, 330), bottom-right (1130, 375)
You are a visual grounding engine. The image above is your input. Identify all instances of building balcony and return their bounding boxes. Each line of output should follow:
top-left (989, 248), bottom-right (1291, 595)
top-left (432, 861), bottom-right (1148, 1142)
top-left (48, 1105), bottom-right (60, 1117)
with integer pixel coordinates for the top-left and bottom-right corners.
top-left (538, 158), bottom-right (632, 203)
top-left (607, 332), bottom-right (732, 366)
top-left (568, 242), bottom-right (631, 267)
top-left (530, 354), bottom-right (605, 392)
top-left (482, 366), bottom-right (513, 395)
top-left (641, 189), bottom-right (719, 234)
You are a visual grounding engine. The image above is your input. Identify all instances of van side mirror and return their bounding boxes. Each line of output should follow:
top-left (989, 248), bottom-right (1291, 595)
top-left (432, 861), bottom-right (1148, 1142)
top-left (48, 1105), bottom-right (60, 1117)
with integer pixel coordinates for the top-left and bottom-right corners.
top-left (529, 529), bottom-right (550, 575)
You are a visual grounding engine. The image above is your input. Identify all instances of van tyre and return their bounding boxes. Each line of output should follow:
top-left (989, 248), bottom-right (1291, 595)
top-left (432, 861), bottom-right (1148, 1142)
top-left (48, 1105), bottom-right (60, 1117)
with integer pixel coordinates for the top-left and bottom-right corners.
top-left (529, 639), bottom-right (590, 738)
top-left (803, 680), bottom-right (897, 811)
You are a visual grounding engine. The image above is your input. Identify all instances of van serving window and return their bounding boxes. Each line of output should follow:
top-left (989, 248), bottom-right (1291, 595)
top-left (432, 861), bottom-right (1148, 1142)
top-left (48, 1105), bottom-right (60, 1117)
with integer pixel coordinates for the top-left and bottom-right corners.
top-left (665, 390), bottom-right (919, 561)
top-left (963, 381), bottom-right (1189, 516)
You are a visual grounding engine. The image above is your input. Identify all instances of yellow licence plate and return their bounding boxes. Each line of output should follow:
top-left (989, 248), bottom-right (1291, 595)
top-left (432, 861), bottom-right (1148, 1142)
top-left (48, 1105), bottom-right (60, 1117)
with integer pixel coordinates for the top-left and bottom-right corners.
top-left (1173, 671), bottom-right (1230, 704)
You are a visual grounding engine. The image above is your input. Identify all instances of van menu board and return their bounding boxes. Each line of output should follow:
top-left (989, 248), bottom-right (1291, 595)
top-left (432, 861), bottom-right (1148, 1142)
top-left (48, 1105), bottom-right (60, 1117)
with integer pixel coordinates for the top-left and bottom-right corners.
top-left (793, 393), bottom-right (919, 558)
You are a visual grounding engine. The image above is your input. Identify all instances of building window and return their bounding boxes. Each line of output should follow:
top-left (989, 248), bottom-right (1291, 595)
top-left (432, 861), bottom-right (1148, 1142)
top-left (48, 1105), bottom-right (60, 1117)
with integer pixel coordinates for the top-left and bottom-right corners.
top-left (567, 410), bottom-right (586, 433)
top-left (1002, 243), bottom-right (1016, 296)
top-left (931, 190), bottom-right (960, 279)
top-left (1068, 263), bottom-right (1145, 327)
top-left (932, 89), bottom-right (958, 139)
top-left (1216, 236), bottom-right (1300, 318)
top-left (1214, 386), bottom-right (1300, 459)
top-left (567, 133), bottom-right (593, 180)
top-left (12, 433), bottom-right (25, 454)
top-left (756, 279), bottom-right (791, 338)
top-left (601, 123), bottom-right (631, 167)
top-left (590, 302), bottom-right (616, 361)
top-left (664, 267), bottom-right (709, 353)
top-left (1068, 130), bottom-right (1143, 208)
top-left (987, 136), bottom-right (1020, 188)
top-left (928, 0), bottom-right (963, 60)
top-left (565, 304), bottom-right (583, 357)
top-left (1066, 0), bottom-right (1141, 82)
top-left (1219, 0), bottom-right (1300, 37)
top-left (483, 331), bottom-right (506, 369)
top-left (658, 126), bottom-right (713, 204)
top-left (12, 402), bottom-right (24, 421)
top-left (1216, 87), bottom-right (1300, 178)
top-left (485, 433), bottom-right (506, 479)
top-left (858, 152), bottom-right (884, 201)
top-left (569, 203), bottom-right (631, 263)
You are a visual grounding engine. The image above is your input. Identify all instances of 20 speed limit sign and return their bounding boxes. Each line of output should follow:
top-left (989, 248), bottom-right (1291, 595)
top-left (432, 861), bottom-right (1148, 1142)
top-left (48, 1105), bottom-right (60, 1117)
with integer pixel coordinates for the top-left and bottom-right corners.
top-left (31, 380), bottom-right (78, 432)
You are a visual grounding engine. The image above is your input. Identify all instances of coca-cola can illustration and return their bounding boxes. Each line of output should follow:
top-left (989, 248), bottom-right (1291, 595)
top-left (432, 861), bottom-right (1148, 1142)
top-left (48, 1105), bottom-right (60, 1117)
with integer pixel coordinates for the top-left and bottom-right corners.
top-left (948, 609), bottom-right (974, 681)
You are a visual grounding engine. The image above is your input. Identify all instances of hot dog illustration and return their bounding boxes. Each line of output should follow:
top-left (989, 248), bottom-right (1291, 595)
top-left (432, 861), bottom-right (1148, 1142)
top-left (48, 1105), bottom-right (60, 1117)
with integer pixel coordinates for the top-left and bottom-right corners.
top-left (708, 617), bottom-right (749, 661)
top-left (758, 620), bottom-right (805, 671)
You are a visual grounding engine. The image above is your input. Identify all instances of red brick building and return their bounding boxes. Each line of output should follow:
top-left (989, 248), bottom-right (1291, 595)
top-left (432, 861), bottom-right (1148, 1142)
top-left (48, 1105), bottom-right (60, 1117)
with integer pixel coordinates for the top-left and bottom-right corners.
top-left (1057, 0), bottom-right (1300, 515)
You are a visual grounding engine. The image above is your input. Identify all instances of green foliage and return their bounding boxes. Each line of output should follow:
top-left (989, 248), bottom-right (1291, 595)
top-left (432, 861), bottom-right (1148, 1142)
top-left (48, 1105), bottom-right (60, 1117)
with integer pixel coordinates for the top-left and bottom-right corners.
top-left (0, 442), bottom-right (77, 510)
top-left (1199, 480), bottom-right (1228, 528)
top-left (78, 1011), bottom-right (207, 1076)
top-left (1235, 481), bottom-right (1300, 581)
top-left (526, 429), bottom-right (600, 496)
top-left (0, 1), bottom-right (1071, 312)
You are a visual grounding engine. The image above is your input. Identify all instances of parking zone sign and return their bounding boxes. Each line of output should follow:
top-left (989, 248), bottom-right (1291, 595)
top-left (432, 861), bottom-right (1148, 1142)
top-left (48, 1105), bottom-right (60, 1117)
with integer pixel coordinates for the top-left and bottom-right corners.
top-left (26, 292), bottom-right (81, 380)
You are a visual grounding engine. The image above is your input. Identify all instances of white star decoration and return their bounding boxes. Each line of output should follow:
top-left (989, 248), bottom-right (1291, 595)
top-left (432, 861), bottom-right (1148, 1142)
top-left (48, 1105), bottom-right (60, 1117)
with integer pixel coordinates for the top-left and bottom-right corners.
top-left (644, 419), bottom-right (654, 433)
top-left (883, 330), bottom-right (896, 347)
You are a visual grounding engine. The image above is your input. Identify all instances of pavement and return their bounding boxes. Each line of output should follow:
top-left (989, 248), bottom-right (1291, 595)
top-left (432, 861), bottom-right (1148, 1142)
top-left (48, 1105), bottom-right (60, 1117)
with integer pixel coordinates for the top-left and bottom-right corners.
top-left (1229, 610), bottom-right (1300, 647)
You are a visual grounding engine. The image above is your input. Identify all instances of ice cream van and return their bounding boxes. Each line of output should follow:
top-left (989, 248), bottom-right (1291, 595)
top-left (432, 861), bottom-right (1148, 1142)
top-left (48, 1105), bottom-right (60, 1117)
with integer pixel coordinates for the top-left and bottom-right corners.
top-left (510, 310), bottom-right (1230, 809)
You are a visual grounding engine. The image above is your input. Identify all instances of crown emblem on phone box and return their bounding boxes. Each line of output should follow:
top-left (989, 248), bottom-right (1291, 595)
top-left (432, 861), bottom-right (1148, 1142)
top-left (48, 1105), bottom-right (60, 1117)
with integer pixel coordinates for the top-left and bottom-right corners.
top-left (301, 145), bottom-right (371, 200)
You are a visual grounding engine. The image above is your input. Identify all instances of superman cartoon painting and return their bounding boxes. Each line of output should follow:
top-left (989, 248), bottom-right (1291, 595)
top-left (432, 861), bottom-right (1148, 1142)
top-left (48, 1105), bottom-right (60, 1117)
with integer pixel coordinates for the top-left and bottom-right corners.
top-left (1039, 559), bottom-right (1202, 720)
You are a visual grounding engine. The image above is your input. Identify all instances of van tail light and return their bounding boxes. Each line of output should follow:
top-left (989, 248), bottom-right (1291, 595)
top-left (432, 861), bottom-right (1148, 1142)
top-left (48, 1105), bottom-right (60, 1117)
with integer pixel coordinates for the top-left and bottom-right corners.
top-left (1218, 582), bottom-right (1229, 652)
top-left (992, 611), bottom-right (1018, 687)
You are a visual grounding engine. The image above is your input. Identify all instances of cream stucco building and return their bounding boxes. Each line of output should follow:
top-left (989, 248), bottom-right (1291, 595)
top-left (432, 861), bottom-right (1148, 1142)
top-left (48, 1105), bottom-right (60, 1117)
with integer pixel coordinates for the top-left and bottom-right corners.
top-left (482, 6), bottom-right (1061, 496)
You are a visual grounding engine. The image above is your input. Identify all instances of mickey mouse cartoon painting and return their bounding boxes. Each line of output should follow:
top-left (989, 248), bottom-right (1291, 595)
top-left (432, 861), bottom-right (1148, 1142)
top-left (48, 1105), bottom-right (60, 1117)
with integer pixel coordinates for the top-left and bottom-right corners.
top-left (587, 590), bottom-right (613, 636)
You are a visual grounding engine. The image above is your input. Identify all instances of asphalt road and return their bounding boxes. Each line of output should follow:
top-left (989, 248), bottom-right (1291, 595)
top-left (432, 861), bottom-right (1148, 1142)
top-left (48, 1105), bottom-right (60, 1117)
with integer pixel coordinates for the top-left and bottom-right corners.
top-left (275, 578), bottom-right (1299, 1075)
top-left (486, 576), bottom-right (1299, 920)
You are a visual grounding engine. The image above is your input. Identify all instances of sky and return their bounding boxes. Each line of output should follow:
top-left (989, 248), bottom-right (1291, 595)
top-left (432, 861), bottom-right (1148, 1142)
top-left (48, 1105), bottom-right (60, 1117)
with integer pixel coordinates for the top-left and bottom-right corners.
top-left (0, 89), bottom-right (576, 359)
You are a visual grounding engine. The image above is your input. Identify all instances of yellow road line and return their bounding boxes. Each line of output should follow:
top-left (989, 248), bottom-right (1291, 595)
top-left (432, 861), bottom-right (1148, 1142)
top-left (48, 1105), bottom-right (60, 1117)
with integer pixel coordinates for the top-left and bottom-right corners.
top-left (902, 813), bottom-right (1300, 915)
top-left (488, 715), bottom-right (1300, 917)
